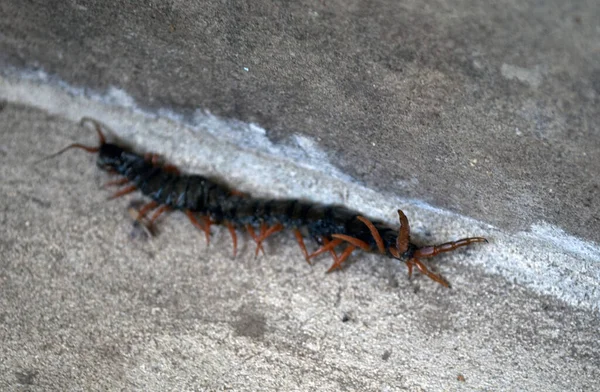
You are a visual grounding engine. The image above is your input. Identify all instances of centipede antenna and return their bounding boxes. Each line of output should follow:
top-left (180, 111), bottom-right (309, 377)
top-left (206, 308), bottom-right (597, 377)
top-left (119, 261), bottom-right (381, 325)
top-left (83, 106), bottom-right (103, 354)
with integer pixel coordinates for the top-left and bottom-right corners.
top-left (32, 143), bottom-right (100, 164)
top-left (415, 237), bottom-right (488, 259)
top-left (79, 117), bottom-right (107, 145)
top-left (33, 117), bottom-right (107, 164)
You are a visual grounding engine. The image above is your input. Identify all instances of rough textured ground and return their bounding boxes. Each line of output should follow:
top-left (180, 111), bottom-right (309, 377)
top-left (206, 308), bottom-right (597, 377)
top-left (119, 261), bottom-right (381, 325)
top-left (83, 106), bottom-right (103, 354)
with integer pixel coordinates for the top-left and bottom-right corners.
top-left (1, 104), bottom-right (599, 391)
top-left (1, 0), bottom-right (599, 390)
top-left (1, 0), bottom-right (599, 243)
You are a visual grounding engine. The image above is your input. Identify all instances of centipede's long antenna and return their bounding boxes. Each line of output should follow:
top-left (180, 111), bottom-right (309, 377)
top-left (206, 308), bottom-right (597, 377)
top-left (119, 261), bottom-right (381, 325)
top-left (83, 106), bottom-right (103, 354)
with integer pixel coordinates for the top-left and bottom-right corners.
top-left (33, 117), bottom-right (106, 164)
top-left (414, 237), bottom-right (488, 258)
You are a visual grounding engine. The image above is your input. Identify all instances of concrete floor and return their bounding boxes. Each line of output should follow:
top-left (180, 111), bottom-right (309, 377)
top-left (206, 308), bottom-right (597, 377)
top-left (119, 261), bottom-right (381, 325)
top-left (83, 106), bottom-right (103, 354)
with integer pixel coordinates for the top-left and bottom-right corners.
top-left (0, 99), bottom-right (598, 391)
top-left (1, 0), bottom-right (599, 390)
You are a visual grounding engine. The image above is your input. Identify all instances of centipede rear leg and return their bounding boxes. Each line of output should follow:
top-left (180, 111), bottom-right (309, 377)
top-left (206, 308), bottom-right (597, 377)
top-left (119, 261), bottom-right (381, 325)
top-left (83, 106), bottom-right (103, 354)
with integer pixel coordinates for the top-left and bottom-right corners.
top-left (293, 229), bottom-right (312, 264)
top-left (406, 258), bottom-right (450, 288)
top-left (109, 185), bottom-right (137, 199)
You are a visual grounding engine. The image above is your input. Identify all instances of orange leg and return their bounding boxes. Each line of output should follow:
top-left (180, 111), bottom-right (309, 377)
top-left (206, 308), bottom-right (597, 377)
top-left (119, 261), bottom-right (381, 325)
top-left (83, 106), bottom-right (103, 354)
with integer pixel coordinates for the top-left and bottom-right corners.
top-left (414, 237), bottom-right (488, 258)
top-left (201, 217), bottom-right (213, 246)
top-left (136, 201), bottom-right (158, 220)
top-left (254, 223), bottom-right (284, 257)
top-left (104, 177), bottom-right (130, 187)
top-left (357, 216), bottom-right (385, 254)
top-left (307, 238), bottom-right (344, 260)
top-left (109, 185), bottom-right (137, 199)
top-left (322, 237), bottom-right (340, 267)
top-left (407, 258), bottom-right (450, 288)
top-left (148, 204), bottom-right (169, 225)
top-left (293, 229), bottom-right (311, 265)
top-left (246, 225), bottom-right (265, 255)
top-left (327, 244), bottom-right (357, 273)
top-left (186, 211), bottom-right (211, 244)
top-left (226, 223), bottom-right (238, 257)
top-left (330, 234), bottom-right (371, 251)
top-left (396, 210), bottom-right (410, 254)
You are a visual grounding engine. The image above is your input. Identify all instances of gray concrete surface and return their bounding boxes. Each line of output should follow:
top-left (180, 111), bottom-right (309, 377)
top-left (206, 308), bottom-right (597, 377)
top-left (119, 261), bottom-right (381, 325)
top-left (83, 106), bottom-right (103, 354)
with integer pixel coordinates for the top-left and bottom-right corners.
top-left (2, 74), bottom-right (599, 312)
top-left (1, 0), bottom-right (599, 244)
top-left (1, 0), bottom-right (600, 390)
top-left (1, 103), bottom-right (599, 391)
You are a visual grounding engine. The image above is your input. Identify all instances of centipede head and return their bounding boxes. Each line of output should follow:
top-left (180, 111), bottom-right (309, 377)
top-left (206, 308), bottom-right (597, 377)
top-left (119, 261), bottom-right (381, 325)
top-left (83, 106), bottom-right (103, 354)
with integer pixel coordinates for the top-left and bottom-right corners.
top-left (95, 143), bottom-right (128, 171)
top-left (388, 209), bottom-right (488, 288)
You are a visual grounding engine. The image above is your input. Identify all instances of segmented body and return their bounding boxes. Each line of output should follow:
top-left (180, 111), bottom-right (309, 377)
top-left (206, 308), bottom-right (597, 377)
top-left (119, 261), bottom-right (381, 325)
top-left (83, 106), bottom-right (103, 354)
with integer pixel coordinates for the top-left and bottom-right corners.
top-left (99, 143), bottom-right (236, 216)
top-left (49, 117), bottom-right (487, 287)
top-left (216, 196), bottom-right (408, 257)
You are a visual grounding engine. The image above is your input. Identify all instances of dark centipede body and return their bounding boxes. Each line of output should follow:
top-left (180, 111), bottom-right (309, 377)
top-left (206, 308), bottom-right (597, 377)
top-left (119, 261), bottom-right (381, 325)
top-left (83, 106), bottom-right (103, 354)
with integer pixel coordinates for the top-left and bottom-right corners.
top-left (47, 117), bottom-right (488, 287)
top-left (99, 143), bottom-right (235, 214)
top-left (215, 197), bottom-right (486, 286)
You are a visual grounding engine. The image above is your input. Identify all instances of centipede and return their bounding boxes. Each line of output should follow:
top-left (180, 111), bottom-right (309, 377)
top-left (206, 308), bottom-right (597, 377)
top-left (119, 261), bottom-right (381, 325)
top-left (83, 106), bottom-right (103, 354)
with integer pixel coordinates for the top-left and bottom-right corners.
top-left (43, 117), bottom-right (488, 287)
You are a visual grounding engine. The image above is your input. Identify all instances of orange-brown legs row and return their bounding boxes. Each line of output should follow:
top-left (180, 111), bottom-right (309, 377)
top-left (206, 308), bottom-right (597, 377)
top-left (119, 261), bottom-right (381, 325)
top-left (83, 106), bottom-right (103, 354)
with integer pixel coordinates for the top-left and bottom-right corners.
top-left (414, 237), bottom-right (488, 258)
top-left (293, 230), bottom-right (339, 267)
top-left (315, 215), bottom-right (385, 272)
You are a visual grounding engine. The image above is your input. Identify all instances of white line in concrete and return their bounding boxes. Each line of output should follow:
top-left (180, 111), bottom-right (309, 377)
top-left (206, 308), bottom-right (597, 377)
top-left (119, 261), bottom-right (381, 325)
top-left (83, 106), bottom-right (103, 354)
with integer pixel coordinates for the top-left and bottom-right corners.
top-left (1, 69), bottom-right (598, 310)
